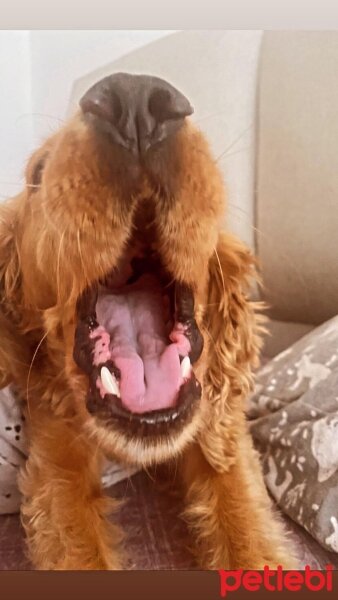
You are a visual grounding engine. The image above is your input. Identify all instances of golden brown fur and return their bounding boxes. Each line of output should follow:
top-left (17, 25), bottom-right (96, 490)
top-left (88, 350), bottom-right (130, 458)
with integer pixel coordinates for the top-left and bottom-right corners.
top-left (0, 112), bottom-right (295, 569)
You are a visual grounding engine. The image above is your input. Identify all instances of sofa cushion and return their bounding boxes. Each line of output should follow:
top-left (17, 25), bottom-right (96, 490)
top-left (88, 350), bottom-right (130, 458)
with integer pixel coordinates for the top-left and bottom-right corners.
top-left (263, 319), bottom-right (314, 359)
top-left (257, 31), bottom-right (338, 325)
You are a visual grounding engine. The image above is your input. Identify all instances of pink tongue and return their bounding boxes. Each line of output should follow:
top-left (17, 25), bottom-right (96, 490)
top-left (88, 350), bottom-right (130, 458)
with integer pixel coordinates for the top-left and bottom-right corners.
top-left (96, 275), bottom-right (190, 414)
top-left (112, 343), bottom-right (181, 413)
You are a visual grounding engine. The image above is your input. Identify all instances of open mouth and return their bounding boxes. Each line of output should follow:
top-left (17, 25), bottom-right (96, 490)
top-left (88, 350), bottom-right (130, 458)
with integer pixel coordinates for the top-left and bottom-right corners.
top-left (73, 244), bottom-right (204, 437)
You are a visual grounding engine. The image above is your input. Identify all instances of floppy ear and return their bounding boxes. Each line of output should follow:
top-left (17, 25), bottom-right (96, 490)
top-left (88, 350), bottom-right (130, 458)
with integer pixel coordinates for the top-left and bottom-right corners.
top-left (199, 232), bottom-right (265, 472)
top-left (0, 198), bottom-right (27, 388)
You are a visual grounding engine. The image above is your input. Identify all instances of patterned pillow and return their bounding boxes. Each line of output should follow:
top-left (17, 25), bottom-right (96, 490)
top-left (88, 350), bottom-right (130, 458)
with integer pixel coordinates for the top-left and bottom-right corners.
top-left (247, 316), bottom-right (338, 553)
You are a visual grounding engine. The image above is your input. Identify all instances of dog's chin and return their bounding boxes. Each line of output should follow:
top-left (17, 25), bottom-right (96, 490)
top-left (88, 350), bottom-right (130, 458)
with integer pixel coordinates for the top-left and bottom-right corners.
top-left (73, 225), bottom-right (205, 464)
top-left (83, 402), bottom-right (205, 466)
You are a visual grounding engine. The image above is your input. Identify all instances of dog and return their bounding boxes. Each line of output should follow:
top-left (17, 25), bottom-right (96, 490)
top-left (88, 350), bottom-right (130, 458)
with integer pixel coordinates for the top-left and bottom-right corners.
top-left (0, 73), bottom-right (295, 570)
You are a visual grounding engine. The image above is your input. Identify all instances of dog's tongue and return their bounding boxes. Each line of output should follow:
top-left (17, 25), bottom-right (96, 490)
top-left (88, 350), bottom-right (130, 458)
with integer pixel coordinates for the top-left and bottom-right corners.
top-left (96, 275), bottom-right (190, 414)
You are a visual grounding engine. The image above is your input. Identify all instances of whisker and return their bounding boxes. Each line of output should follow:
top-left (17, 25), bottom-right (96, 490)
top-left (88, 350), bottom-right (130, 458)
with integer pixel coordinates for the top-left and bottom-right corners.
top-left (214, 123), bottom-right (253, 164)
top-left (0, 181), bottom-right (25, 187)
top-left (26, 330), bottom-right (50, 421)
top-left (193, 108), bottom-right (231, 124)
top-left (213, 246), bottom-right (226, 298)
top-left (226, 202), bottom-right (312, 309)
top-left (77, 229), bottom-right (90, 284)
top-left (164, 277), bottom-right (176, 290)
top-left (0, 183), bottom-right (42, 190)
top-left (67, 427), bottom-right (89, 452)
top-left (217, 146), bottom-right (251, 162)
top-left (124, 472), bottom-right (136, 494)
top-left (0, 352), bottom-right (31, 368)
top-left (15, 112), bottom-right (66, 126)
top-left (201, 324), bottom-right (224, 373)
top-left (40, 197), bottom-right (66, 237)
top-left (173, 454), bottom-right (179, 482)
top-left (56, 229), bottom-right (67, 304)
top-left (143, 464), bottom-right (156, 483)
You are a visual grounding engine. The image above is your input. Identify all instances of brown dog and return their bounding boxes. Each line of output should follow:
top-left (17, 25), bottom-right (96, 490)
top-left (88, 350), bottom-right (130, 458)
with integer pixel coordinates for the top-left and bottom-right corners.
top-left (0, 73), bottom-right (294, 570)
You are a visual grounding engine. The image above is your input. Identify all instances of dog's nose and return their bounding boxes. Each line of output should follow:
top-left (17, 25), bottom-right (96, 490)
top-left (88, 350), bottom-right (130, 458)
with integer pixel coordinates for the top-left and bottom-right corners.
top-left (79, 72), bottom-right (193, 156)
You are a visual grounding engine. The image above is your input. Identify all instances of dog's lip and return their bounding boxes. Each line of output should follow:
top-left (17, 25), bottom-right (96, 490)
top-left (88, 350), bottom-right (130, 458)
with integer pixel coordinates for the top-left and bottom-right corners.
top-left (86, 374), bottom-right (201, 436)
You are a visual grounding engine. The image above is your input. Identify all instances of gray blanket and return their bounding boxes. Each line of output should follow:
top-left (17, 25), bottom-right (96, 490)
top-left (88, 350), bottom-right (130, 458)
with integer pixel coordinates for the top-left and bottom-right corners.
top-left (248, 316), bottom-right (338, 553)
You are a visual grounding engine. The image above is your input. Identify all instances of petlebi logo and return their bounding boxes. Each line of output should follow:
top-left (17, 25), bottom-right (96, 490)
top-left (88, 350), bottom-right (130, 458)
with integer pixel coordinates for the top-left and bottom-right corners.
top-left (219, 565), bottom-right (333, 596)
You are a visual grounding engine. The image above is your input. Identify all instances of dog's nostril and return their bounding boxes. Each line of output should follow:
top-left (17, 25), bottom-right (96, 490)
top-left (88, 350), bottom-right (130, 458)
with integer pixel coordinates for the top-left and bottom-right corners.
top-left (80, 85), bottom-right (123, 126)
top-left (108, 91), bottom-right (123, 124)
top-left (148, 88), bottom-right (191, 123)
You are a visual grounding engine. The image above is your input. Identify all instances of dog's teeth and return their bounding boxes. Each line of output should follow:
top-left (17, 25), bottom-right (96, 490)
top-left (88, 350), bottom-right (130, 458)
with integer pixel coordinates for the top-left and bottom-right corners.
top-left (101, 366), bottom-right (120, 398)
top-left (180, 356), bottom-right (191, 380)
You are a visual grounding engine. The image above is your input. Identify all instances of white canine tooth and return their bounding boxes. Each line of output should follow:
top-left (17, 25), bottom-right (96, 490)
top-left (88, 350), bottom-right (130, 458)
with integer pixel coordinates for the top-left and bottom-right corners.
top-left (180, 356), bottom-right (191, 380)
top-left (101, 366), bottom-right (120, 398)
